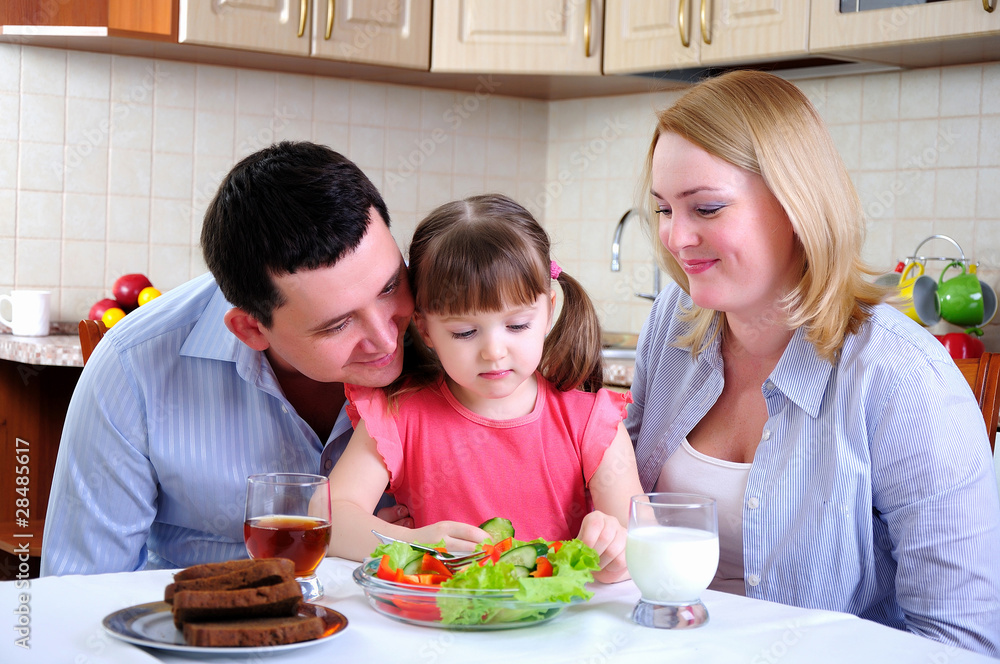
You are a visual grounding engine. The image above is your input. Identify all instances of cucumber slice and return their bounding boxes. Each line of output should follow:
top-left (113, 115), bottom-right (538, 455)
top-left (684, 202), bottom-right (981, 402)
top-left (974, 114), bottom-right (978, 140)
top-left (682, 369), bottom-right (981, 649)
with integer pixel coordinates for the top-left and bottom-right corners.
top-left (511, 565), bottom-right (531, 579)
top-left (479, 517), bottom-right (514, 543)
top-left (401, 550), bottom-right (424, 574)
top-left (498, 545), bottom-right (540, 569)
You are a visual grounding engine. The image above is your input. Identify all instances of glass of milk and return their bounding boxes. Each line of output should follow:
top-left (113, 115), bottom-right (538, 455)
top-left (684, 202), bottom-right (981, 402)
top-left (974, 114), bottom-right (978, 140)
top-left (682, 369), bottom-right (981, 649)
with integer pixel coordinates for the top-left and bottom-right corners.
top-left (626, 493), bottom-right (719, 629)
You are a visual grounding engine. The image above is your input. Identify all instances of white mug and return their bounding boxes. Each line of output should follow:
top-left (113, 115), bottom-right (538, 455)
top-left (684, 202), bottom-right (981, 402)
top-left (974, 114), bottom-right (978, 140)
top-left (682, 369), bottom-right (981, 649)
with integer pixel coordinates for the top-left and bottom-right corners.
top-left (0, 290), bottom-right (51, 337)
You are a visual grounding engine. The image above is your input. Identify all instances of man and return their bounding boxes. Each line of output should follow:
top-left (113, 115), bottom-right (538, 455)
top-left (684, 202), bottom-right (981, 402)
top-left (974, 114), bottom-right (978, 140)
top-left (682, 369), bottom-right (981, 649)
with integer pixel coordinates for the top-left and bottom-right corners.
top-left (42, 142), bottom-right (413, 575)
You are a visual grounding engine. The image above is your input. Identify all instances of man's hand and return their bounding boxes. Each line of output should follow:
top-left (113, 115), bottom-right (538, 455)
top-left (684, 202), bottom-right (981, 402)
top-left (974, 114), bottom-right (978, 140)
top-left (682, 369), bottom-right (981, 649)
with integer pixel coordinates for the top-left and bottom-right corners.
top-left (376, 503), bottom-right (413, 528)
top-left (578, 511), bottom-right (630, 583)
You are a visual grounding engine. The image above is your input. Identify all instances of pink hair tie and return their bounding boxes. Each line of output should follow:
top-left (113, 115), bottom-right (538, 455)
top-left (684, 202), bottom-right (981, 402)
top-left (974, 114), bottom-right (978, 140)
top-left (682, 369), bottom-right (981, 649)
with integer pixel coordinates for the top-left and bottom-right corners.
top-left (550, 260), bottom-right (562, 280)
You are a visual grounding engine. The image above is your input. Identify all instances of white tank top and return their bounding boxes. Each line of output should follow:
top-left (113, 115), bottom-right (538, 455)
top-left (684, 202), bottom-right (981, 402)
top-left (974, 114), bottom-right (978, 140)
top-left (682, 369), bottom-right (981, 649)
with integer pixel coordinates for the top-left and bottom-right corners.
top-left (655, 438), bottom-right (751, 596)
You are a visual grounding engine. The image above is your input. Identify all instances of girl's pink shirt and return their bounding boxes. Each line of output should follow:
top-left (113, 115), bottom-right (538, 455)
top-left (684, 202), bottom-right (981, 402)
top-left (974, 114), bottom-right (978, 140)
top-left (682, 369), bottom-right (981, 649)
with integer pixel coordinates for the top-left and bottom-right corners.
top-left (345, 375), bottom-right (630, 541)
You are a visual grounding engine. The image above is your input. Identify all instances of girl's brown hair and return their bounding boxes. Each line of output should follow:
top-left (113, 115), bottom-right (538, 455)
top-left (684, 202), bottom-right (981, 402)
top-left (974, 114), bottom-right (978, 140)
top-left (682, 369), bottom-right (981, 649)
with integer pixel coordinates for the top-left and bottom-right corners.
top-left (390, 194), bottom-right (604, 401)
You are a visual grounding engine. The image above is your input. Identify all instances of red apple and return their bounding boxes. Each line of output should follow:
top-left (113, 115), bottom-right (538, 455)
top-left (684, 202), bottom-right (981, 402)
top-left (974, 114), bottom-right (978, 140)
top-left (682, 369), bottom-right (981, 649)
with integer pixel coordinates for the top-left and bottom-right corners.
top-left (88, 298), bottom-right (120, 321)
top-left (112, 273), bottom-right (153, 312)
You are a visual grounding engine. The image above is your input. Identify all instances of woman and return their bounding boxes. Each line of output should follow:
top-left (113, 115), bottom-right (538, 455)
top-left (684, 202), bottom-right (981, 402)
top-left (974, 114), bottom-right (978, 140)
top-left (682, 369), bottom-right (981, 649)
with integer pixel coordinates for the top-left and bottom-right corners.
top-left (626, 70), bottom-right (1000, 656)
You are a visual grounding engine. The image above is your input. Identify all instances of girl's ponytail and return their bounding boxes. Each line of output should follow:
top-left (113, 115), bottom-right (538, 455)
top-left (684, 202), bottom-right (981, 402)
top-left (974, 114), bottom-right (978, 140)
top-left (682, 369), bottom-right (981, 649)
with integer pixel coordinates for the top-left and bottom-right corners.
top-left (540, 267), bottom-right (604, 393)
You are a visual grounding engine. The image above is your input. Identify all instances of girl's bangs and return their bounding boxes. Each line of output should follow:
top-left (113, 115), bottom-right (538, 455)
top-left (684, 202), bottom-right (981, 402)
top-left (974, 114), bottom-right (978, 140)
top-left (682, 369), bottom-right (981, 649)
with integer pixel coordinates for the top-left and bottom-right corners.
top-left (416, 245), bottom-right (547, 315)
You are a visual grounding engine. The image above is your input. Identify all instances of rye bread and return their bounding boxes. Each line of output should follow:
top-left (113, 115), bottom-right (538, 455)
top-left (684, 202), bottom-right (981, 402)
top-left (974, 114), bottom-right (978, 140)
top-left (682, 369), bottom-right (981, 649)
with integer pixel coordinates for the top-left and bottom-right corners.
top-left (164, 559), bottom-right (295, 603)
top-left (171, 579), bottom-right (302, 629)
top-left (181, 614), bottom-right (324, 647)
top-left (172, 558), bottom-right (261, 582)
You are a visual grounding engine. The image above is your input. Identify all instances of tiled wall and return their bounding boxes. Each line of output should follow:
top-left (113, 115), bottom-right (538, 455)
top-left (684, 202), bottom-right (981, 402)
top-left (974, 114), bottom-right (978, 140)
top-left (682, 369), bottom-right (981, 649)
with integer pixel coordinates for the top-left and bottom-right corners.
top-left (546, 62), bottom-right (1000, 343)
top-left (2, 43), bottom-right (1000, 348)
top-left (0, 44), bottom-right (549, 323)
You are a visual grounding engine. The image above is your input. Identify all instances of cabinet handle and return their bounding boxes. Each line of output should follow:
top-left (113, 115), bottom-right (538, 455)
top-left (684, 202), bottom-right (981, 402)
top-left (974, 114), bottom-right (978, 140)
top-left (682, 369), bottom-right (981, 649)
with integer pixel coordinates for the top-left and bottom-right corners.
top-left (326, 0), bottom-right (334, 39)
top-left (584, 0), bottom-right (592, 57)
top-left (678, 0), bottom-right (690, 47)
top-left (700, 0), bottom-right (711, 44)
top-left (298, 0), bottom-right (308, 37)
top-left (985, 0), bottom-right (996, 13)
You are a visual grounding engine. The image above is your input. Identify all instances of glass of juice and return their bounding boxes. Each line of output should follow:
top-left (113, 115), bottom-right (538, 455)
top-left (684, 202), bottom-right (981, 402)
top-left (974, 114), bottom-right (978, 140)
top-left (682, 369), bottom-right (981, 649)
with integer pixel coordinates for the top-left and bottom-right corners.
top-left (244, 473), bottom-right (332, 602)
top-left (626, 493), bottom-right (718, 629)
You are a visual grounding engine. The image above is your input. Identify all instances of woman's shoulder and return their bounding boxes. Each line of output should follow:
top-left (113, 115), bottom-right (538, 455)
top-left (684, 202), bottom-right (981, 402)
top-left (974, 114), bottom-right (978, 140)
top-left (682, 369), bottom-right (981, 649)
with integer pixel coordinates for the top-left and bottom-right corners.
top-left (845, 303), bottom-right (953, 365)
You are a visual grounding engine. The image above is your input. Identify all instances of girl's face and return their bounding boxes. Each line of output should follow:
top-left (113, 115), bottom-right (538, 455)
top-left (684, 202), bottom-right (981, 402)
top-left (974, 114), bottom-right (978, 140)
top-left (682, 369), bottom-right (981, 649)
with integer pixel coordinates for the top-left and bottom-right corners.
top-left (415, 291), bottom-right (555, 419)
top-left (651, 132), bottom-right (802, 325)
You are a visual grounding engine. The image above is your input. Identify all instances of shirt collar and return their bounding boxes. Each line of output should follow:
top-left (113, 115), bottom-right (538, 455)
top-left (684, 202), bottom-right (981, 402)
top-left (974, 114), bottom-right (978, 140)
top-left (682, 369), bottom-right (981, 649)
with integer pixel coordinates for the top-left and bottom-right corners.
top-left (179, 284), bottom-right (276, 390)
top-left (769, 326), bottom-right (832, 418)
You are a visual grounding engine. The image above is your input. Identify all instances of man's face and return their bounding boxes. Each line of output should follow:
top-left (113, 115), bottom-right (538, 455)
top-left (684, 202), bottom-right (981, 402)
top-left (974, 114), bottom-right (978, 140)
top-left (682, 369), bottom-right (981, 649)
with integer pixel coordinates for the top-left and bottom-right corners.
top-left (259, 212), bottom-right (414, 387)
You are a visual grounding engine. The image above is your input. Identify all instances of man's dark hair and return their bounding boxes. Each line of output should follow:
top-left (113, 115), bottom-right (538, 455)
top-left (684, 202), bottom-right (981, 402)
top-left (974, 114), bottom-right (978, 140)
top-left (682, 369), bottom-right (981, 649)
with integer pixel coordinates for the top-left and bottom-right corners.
top-left (201, 141), bottom-right (390, 327)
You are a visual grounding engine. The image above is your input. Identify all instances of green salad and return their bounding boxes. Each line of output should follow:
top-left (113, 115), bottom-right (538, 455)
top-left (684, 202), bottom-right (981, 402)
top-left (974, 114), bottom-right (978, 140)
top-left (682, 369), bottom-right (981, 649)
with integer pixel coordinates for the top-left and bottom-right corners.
top-left (369, 518), bottom-right (601, 626)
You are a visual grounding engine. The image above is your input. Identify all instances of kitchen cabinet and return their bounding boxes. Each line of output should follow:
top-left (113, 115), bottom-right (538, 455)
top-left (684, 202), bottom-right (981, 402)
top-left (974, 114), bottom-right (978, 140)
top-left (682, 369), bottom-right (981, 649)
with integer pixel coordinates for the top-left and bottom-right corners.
top-left (603, 0), bottom-right (810, 74)
top-left (0, 0), bottom-right (175, 39)
top-left (810, 0), bottom-right (1000, 66)
top-left (431, 0), bottom-right (603, 74)
top-left (0, 351), bottom-right (82, 580)
top-left (179, 0), bottom-right (431, 70)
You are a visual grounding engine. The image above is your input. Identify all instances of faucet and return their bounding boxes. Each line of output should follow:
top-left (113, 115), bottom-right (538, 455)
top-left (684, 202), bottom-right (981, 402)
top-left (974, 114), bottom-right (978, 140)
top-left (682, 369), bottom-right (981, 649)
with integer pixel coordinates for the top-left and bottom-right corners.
top-left (611, 208), bottom-right (660, 301)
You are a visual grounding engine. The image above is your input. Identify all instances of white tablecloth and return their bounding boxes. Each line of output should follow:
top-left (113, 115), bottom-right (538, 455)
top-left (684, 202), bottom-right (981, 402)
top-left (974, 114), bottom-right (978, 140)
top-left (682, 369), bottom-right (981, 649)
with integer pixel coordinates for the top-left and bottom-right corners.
top-left (3, 558), bottom-right (995, 663)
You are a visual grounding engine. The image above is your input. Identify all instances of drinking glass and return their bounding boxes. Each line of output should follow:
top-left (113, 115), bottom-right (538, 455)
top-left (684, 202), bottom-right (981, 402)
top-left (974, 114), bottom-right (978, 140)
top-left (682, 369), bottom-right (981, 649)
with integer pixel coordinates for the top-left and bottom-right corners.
top-left (626, 493), bottom-right (719, 629)
top-left (244, 473), bottom-right (332, 602)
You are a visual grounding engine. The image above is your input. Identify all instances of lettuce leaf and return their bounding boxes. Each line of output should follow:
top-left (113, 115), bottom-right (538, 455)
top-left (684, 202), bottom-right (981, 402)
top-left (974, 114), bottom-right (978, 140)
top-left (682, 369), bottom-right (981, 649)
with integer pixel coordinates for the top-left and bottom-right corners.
top-left (437, 538), bottom-right (599, 625)
top-left (371, 541), bottom-right (423, 571)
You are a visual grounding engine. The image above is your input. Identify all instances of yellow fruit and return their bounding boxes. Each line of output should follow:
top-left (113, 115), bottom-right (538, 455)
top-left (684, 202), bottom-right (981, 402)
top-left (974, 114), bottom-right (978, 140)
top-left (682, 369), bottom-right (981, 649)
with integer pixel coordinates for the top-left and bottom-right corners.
top-left (137, 286), bottom-right (162, 306)
top-left (102, 307), bottom-right (126, 328)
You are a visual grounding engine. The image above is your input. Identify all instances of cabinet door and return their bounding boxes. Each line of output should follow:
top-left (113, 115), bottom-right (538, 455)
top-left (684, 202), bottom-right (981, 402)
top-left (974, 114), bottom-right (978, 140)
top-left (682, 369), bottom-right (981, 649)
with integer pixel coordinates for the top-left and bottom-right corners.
top-left (811, 0), bottom-right (1000, 51)
top-left (312, 0), bottom-right (431, 69)
top-left (179, 0), bottom-right (310, 56)
top-left (700, 0), bottom-right (810, 65)
top-left (432, 0), bottom-right (603, 74)
top-left (604, 0), bottom-right (700, 74)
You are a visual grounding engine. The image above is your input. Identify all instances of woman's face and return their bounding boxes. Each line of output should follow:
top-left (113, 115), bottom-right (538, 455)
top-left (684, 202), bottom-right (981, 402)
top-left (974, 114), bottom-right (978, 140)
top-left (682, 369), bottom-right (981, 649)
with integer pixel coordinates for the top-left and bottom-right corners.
top-left (651, 132), bottom-right (802, 324)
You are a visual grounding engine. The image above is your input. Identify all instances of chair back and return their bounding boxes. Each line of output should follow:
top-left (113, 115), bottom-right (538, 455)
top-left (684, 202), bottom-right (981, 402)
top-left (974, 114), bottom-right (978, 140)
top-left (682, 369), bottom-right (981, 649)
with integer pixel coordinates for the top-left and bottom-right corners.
top-left (78, 319), bottom-right (107, 365)
top-left (954, 352), bottom-right (999, 453)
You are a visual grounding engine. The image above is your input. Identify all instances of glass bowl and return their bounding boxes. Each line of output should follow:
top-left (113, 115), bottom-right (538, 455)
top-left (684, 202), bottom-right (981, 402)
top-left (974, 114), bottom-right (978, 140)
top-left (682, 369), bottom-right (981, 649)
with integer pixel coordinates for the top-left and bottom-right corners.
top-left (352, 559), bottom-right (582, 630)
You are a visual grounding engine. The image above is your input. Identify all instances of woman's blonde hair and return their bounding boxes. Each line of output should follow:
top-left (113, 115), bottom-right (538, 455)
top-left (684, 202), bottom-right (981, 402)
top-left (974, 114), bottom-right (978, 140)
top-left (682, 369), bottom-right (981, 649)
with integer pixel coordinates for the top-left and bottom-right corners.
top-left (388, 194), bottom-right (605, 403)
top-left (640, 69), bottom-right (885, 362)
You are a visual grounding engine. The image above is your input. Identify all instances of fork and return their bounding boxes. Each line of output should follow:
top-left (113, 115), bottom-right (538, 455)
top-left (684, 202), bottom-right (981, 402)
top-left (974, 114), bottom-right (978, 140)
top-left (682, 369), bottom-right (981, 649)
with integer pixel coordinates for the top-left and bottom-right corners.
top-left (370, 530), bottom-right (488, 570)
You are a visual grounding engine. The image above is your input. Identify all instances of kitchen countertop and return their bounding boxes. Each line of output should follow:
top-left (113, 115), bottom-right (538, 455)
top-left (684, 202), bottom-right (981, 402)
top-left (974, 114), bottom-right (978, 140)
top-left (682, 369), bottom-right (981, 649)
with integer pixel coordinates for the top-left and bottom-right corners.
top-left (603, 358), bottom-right (634, 388)
top-left (0, 324), bottom-right (83, 367)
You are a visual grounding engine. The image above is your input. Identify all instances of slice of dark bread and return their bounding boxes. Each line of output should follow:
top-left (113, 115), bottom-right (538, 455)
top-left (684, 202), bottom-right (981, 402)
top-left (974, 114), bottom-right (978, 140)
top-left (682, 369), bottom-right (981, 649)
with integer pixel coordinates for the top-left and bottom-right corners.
top-left (171, 579), bottom-right (302, 629)
top-left (182, 614), bottom-right (324, 647)
top-left (165, 559), bottom-right (295, 604)
top-left (172, 558), bottom-right (260, 582)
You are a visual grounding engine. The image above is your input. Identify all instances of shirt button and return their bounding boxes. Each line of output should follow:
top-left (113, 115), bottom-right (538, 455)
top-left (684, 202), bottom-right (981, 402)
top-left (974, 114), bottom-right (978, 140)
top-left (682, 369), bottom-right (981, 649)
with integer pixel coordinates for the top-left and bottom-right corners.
top-left (281, 405), bottom-right (288, 414)
top-left (761, 429), bottom-right (771, 441)
top-left (747, 497), bottom-right (759, 509)
top-left (764, 380), bottom-right (774, 390)
top-left (323, 459), bottom-right (333, 472)
top-left (747, 574), bottom-right (761, 586)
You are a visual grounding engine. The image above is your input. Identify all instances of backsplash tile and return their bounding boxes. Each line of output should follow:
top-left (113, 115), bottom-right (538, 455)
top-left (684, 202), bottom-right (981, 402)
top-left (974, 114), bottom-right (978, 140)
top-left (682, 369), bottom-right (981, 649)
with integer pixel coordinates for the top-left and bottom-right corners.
top-left (1, 42), bottom-right (997, 353)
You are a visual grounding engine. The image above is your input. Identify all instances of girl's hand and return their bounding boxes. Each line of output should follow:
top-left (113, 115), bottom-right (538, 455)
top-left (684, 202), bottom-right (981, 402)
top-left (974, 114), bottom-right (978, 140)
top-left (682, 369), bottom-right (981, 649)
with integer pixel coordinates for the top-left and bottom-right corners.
top-left (578, 511), bottom-right (630, 584)
top-left (376, 503), bottom-right (413, 528)
top-left (410, 521), bottom-right (491, 552)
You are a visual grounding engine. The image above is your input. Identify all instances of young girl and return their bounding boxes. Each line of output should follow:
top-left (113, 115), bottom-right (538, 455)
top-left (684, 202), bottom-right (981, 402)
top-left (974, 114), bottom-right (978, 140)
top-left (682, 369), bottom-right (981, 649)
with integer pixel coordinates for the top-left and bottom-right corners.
top-left (327, 194), bottom-right (642, 582)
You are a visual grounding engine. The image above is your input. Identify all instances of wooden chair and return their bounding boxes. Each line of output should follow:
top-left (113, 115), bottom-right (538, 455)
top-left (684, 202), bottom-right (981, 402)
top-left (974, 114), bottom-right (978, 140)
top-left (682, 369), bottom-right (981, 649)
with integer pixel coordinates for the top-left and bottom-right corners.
top-left (954, 352), bottom-right (1000, 453)
top-left (78, 319), bottom-right (107, 365)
